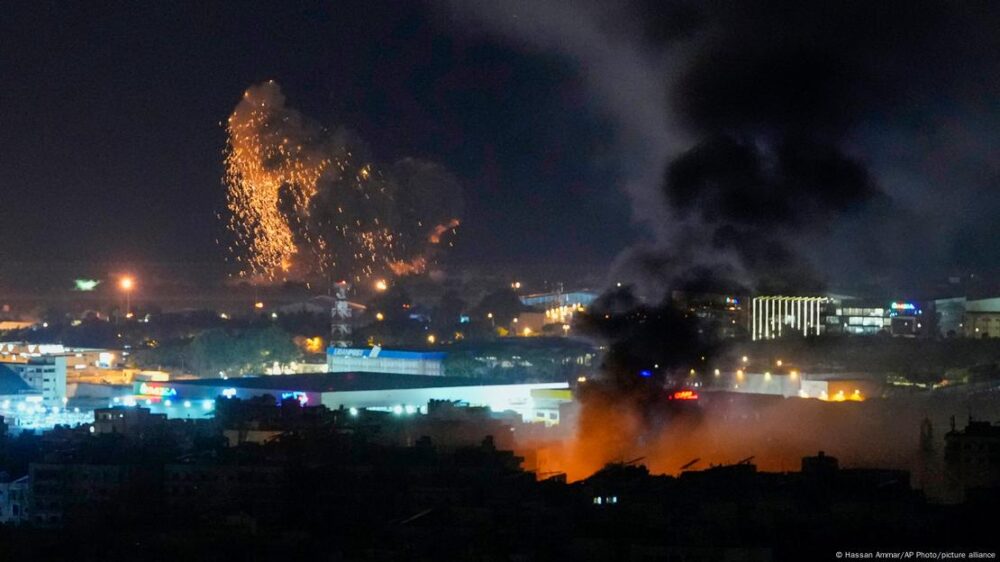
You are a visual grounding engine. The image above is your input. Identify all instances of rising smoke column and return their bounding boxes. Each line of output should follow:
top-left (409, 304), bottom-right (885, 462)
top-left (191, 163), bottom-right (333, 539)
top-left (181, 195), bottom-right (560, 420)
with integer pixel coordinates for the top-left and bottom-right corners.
top-left (659, 135), bottom-right (880, 293)
top-left (224, 81), bottom-right (462, 283)
top-left (450, 0), bottom-right (1000, 478)
top-left (452, 0), bottom-right (999, 293)
top-left (629, 0), bottom-right (998, 293)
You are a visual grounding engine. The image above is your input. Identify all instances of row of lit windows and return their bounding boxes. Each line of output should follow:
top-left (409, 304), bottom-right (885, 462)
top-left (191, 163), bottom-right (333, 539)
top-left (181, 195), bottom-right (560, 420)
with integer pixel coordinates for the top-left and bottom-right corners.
top-left (842, 325), bottom-right (883, 335)
top-left (836, 308), bottom-right (885, 317)
top-left (827, 316), bottom-right (891, 327)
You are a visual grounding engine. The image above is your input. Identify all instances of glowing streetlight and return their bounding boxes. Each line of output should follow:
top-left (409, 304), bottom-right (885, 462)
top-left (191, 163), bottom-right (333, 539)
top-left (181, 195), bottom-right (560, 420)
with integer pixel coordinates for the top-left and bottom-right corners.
top-left (119, 276), bottom-right (135, 319)
top-left (426, 334), bottom-right (436, 344)
top-left (254, 301), bottom-right (264, 309)
top-left (375, 312), bottom-right (384, 321)
top-left (374, 279), bottom-right (388, 292)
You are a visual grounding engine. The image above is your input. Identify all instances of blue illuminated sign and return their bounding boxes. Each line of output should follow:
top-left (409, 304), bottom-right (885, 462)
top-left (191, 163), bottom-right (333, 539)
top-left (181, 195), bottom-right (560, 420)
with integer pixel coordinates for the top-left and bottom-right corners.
top-left (280, 391), bottom-right (309, 405)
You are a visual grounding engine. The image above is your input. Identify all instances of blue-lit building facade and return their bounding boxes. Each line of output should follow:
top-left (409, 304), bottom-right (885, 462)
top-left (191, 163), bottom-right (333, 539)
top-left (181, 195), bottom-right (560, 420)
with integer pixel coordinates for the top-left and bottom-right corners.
top-left (326, 346), bottom-right (446, 376)
top-left (0, 364), bottom-right (90, 431)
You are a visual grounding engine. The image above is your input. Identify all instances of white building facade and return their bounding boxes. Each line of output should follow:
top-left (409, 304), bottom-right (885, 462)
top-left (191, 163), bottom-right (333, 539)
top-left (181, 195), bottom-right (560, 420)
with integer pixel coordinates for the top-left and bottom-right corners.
top-left (1, 356), bottom-right (67, 404)
top-left (751, 296), bottom-right (829, 341)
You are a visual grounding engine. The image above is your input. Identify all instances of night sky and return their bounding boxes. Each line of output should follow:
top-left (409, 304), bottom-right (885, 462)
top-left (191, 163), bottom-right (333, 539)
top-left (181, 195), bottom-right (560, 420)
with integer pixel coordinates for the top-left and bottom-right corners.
top-left (1, 1), bottom-right (998, 291)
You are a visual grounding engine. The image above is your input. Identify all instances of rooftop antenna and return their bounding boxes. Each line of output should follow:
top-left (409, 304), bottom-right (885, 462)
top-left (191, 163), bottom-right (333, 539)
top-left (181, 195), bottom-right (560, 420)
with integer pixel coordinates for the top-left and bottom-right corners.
top-left (331, 281), bottom-right (352, 348)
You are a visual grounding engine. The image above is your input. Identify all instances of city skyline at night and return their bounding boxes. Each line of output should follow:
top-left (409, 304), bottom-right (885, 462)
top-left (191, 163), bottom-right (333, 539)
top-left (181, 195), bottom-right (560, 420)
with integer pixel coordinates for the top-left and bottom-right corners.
top-left (0, 2), bottom-right (998, 559)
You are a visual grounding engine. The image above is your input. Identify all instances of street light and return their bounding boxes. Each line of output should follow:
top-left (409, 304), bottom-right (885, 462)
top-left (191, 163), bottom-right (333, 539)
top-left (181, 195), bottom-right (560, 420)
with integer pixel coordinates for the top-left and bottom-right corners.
top-left (374, 279), bottom-right (388, 292)
top-left (120, 276), bottom-right (135, 319)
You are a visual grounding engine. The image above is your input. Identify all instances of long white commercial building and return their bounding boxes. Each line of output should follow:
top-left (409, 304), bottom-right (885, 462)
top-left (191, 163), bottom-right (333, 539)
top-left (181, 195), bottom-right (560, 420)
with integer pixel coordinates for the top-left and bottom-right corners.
top-left (132, 372), bottom-right (572, 424)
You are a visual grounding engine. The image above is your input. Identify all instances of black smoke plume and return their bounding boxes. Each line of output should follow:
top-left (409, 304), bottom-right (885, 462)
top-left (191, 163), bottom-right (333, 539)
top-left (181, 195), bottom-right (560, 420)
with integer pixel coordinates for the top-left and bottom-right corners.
top-left (627, 0), bottom-right (997, 293)
top-left (662, 135), bottom-right (880, 293)
top-left (451, 0), bottom-right (999, 475)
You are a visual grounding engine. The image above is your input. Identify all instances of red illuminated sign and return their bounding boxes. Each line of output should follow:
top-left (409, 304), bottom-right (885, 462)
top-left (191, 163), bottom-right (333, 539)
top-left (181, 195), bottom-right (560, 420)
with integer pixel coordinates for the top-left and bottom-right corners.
top-left (669, 390), bottom-right (699, 400)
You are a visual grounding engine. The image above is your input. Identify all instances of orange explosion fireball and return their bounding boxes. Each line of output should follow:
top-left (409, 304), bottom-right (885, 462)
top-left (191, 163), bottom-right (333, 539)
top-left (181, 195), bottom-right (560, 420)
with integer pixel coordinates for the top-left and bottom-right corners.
top-left (223, 81), bottom-right (462, 284)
